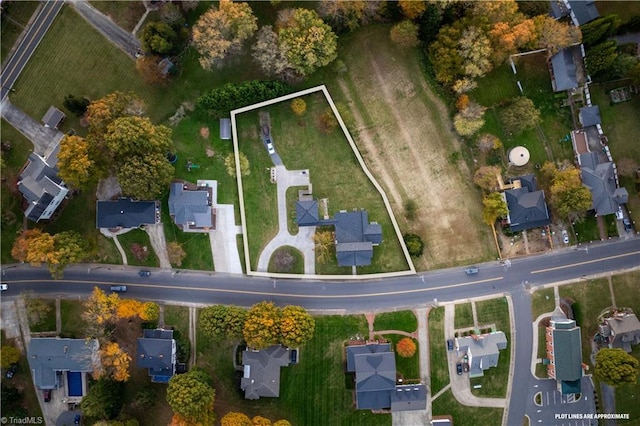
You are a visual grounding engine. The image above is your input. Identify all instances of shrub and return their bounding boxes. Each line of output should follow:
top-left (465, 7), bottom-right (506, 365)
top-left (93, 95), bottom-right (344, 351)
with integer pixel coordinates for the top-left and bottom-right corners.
top-left (290, 98), bottom-right (307, 116)
top-left (396, 337), bottom-right (417, 358)
top-left (197, 80), bottom-right (291, 117)
top-left (403, 233), bottom-right (425, 257)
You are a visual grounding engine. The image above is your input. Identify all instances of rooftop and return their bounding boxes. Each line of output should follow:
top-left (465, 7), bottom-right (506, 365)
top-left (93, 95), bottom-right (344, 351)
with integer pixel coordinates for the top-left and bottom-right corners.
top-left (96, 199), bottom-right (159, 229)
top-left (241, 345), bottom-right (291, 400)
top-left (28, 338), bottom-right (98, 389)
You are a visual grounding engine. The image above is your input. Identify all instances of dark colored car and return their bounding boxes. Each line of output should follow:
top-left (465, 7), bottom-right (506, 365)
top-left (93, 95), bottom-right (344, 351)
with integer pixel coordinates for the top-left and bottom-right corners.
top-left (138, 270), bottom-right (151, 277)
top-left (110, 285), bottom-right (127, 292)
top-left (43, 389), bottom-right (51, 402)
top-left (447, 339), bottom-right (454, 351)
top-left (5, 364), bottom-right (18, 378)
top-left (623, 218), bottom-right (633, 232)
top-left (465, 267), bottom-right (479, 275)
top-left (456, 362), bottom-right (463, 375)
top-left (463, 362), bottom-right (470, 373)
top-left (74, 414), bottom-right (81, 425)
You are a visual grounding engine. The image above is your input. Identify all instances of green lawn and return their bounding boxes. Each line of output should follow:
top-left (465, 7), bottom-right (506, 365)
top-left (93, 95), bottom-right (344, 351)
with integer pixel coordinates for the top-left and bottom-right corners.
top-left (469, 298), bottom-right (511, 398)
top-left (0, 1), bottom-right (39, 63)
top-left (268, 246), bottom-right (304, 274)
top-left (573, 214), bottom-right (600, 243)
top-left (196, 314), bottom-right (387, 425)
top-left (28, 298), bottom-right (57, 333)
top-left (116, 229), bottom-right (160, 268)
top-left (236, 92), bottom-right (409, 274)
top-left (454, 303), bottom-right (474, 330)
top-left (429, 307), bottom-right (449, 395)
top-left (611, 271), bottom-right (640, 310)
top-left (614, 344), bottom-right (640, 422)
top-left (374, 310), bottom-right (417, 333)
top-left (531, 287), bottom-right (556, 320)
top-left (60, 300), bottom-right (88, 338)
top-left (432, 388), bottom-right (504, 425)
top-left (89, 1), bottom-right (146, 32)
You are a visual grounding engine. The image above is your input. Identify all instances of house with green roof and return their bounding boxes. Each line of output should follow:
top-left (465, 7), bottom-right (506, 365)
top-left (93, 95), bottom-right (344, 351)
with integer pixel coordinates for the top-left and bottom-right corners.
top-left (546, 312), bottom-right (585, 394)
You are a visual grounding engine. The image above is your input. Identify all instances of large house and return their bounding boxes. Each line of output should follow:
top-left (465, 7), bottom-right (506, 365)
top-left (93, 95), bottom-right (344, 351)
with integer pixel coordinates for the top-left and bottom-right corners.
top-left (546, 310), bottom-right (585, 394)
top-left (27, 338), bottom-right (99, 401)
top-left (578, 152), bottom-right (628, 216)
top-left (503, 174), bottom-right (551, 232)
top-left (346, 343), bottom-right (427, 412)
top-left (456, 331), bottom-right (508, 378)
top-left (168, 180), bottom-right (216, 231)
top-left (599, 310), bottom-right (640, 353)
top-left (17, 144), bottom-right (68, 222)
top-left (137, 328), bottom-right (177, 383)
top-left (550, 0), bottom-right (599, 26)
top-left (96, 198), bottom-right (160, 229)
top-left (549, 45), bottom-right (583, 93)
top-left (240, 345), bottom-right (291, 400)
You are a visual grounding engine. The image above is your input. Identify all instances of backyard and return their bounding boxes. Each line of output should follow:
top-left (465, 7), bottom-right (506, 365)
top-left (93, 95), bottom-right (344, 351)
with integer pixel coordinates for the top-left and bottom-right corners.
top-left (234, 90), bottom-right (409, 275)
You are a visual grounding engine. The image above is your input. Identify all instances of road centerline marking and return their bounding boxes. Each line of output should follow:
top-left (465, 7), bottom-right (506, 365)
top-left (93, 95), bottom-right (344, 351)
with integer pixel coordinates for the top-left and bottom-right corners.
top-left (530, 250), bottom-right (640, 274)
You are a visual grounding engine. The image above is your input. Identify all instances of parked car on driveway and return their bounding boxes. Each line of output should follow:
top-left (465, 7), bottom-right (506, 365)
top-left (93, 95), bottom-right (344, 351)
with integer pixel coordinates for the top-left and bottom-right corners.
top-left (447, 339), bottom-right (454, 351)
top-left (138, 270), bottom-right (151, 277)
top-left (562, 230), bottom-right (569, 244)
top-left (266, 140), bottom-right (275, 155)
top-left (43, 389), bottom-right (51, 402)
top-left (5, 364), bottom-right (18, 378)
top-left (110, 285), bottom-right (127, 292)
top-left (456, 362), bottom-right (463, 375)
top-left (623, 218), bottom-right (633, 232)
top-left (464, 266), bottom-right (479, 275)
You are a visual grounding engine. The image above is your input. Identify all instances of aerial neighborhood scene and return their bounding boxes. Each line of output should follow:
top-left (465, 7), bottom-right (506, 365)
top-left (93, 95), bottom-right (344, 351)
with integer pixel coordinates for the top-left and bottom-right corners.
top-left (2, 0), bottom-right (640, 425)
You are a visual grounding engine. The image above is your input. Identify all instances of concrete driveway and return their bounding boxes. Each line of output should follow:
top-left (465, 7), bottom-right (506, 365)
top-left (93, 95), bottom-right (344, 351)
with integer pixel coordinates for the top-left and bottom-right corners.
top-left (209, 204), bottom-right (243, 274)
top-left (0, 99), bottom-right (63, 156)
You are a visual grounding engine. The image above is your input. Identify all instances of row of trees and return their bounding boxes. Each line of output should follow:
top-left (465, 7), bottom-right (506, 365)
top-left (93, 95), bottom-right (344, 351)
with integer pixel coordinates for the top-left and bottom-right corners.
top-left (221, 412), bottom-right (291, 426)
top-left (197, 80), bottom-right (291, 117)
top-left (200, 302), bottom-right (315, 349)
top-left (11, 229), bottom-right (86, 278)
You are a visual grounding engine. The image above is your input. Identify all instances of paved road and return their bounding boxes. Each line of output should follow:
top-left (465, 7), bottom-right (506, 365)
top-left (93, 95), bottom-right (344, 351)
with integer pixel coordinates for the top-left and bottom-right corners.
top-left (69, 0), bottom-right (141, 59)
top-left (0, 1), bottom-right (63, 101)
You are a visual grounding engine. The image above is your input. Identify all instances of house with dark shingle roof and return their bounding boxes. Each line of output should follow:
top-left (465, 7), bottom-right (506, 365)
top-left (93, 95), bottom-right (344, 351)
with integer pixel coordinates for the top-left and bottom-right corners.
top-left (296, 199), bottom-right (320, 226)
top-left (334, 210), bottom-right (382, 267)
top-left (137, 329), bottom-right (177, 383)
top-left (503, 175), bottom-right (551, 232)
top-left (17, 145), bottom-right (69, 222)
top-left (42, 106), bottom-right (66, 129)
top-left (578, 152), bottom-right (628, 216)
top-left (549, 46), bottom-right (582, 92)
top-left (599, 311), bottom-right (640, 353)
top-left (240, 345), bottom-right (291, 400)
top-left (579, 106), bottom-right (602, 128)
top-left (550, 0), bottom-right (599, 26)
top-left (28, 338), bottom-right (99, 393)
top-left (168, 180), bottom-right (216, 231)
top-left (96, 198), bottom-right (160, 229)
top-left (346, 343), bottom-right (426, 412)
top-left (546, 311), bottom-right (585, 394)
top-left (456, 331), bottom-right (508, 378)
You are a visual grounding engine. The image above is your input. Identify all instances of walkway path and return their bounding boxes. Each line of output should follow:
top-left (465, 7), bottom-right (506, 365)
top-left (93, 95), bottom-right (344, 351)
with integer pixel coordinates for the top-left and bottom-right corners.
top-left (189, 306), bottom-right (196, 368)
top-left (471, 301), bottom-right (478, 328)
top-left (256, 166), bottom-right (316, 274)
top-left (70, 0), bottom-right (141, 59)
top-left (144, 223), bottom-right (171, 269)
top-left (99, 229), bottom-right (128, 265)
top-left (0, 98), bottom-right (63, 156)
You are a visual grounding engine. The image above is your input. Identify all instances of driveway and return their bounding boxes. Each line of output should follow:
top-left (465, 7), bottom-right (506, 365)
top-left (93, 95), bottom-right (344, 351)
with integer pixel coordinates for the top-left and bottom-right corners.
top-left (209, 204), bottom-right (243, 274)
top-left (0, 98), bottom-right (63, 156)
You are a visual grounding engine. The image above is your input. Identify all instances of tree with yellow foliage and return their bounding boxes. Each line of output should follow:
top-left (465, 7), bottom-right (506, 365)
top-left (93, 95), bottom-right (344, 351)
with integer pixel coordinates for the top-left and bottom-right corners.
top-left (252, 416), bottom-right (272, 426)
top-left (142, 302), bottom-right (160, 321)
top-left (221, 412), bottom-right (252, 426)
top-left (97, 342), bottom-right (131, 382)
top-left (57, 135), bottom-right (94, 189)
top-left (83, 287), bottom-right (120, 327)
top-left (399, 0), bottom-right (426, 20)
top-left (243, 301), bottom-right (281, 349)
top-left (279, 305), bottom-right (315, 347)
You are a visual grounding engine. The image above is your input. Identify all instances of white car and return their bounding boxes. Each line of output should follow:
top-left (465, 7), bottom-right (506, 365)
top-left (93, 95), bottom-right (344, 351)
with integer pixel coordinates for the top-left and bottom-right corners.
top-left (266, 141), bottom-right (275, 155)
top-left (1, 284), bottom-right (8, 291)
top-left (562, 230), bottom-right (569, 244)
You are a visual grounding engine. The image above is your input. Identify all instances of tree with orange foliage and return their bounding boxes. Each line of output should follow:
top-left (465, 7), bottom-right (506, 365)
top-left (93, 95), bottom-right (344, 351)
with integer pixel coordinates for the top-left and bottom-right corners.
top-left (221, 412), bottom-right (252, 426)
top-left (116, 299), bottom-right (144, 319)
top-left (396, 337), bottom-right (417, 358)
top-left (97, 342), bottom-right (131, 382)
top-left (136, 55), bottom-right (168, 85)
top-left (456, 95), bottom-right (470, 111)
top-left (399, 0), bottom-right (426, 20)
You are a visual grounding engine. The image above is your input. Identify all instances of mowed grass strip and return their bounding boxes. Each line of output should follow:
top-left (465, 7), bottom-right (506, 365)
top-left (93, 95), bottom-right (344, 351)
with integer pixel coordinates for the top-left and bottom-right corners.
top-left (431, 388), bottom-right (503, 425)
top-left (429, 307), bottom-right (449, 395)
top-left (454, 303), bottom-right (474, 330)
top-left (531, 287), bottom-right (556, 320)
top-left (374, 310), bottom-right (417, 333)
top-left (60, 300), bottom-right (88, 338)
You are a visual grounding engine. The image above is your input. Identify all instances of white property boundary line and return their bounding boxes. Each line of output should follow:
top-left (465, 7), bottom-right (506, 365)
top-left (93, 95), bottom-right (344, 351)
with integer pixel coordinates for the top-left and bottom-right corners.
top-left (230, 85), bottom-right (416, 280)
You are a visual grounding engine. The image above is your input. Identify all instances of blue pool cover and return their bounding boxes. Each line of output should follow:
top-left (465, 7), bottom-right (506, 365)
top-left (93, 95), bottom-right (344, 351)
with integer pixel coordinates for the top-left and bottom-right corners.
top-left (67, 372), bottom-right (82, 397)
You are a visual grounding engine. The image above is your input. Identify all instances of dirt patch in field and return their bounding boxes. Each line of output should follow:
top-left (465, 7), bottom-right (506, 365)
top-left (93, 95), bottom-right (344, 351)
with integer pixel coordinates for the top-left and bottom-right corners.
top-left (199, 127), bottom-right (210, 139)
top-left (335, 28), bottom-right (494, 269)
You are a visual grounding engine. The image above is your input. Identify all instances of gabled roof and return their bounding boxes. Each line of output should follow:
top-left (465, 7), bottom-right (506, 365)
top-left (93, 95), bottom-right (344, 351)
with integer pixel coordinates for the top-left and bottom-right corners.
top-left (168, 182), bottom-right (213, 228)
top-left (334, 211), bottom-right (382, 267)
top-left (390, 384), bottom-right (427, 411)
top-left (295, 199), bottom-right (320, 226)
top-left (42, 106), bottom-right (65, 129)
top-left (605, 313), bottom-right (640, 351)
top-left (504, 179), bottom-right (551, 232)
top-left (346, 343), bottom-right (392, 372)
top-left (457, 332), bottom-right (508, 377)
top-left (18, 153), bottom-right (68, 222)
top-left (551, 319), bottom-right (583, 389)
top-left (568, 0), bottom-right (599, 25)
top-left (137, 329), bottom-right (176, 379)
top-left (579, 105), bottom-right (601, 127)
top-left (241, 345), bottom-right (290, 400)
top-left (353, 351), bottom-right (396, 410)
top-left (550, 46), bottom-right (580, 92)
top-left (96, 199), bottom-right (158, 229)
top-left (28, 338), bottom-right (98, 389)
top-left (579, 152), bottom-right (628, 216)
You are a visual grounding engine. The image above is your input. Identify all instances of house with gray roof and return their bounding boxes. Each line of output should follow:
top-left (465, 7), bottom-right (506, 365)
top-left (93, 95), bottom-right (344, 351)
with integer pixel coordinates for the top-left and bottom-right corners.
top-left (456, 331), bottom-right (508, 378)
top-left (550, 0), bottom-right (599, 26)
top-left (334, 210), bottom-right (383, 267)
top-left (96, 198), bottom-right (160, 229)
top-left (240, 345), bottom-right (291, 400)
top-left (599, 311), bottom-right (640, 353)
top-left (42, 106), bottom-right (66, 129)
top-left (296, 199), bottom-right (320, 226)
top-left (17, 147), bottom-right (69, 222)
top-left (168, 180), bottom-right (216, 231)
top-left (346, 343), bottom-right (426, 412)
top-left (579, 105), bottom-right (601, 128)
top-left (546, 314), bottom-right (584, 394)
top-left (578, 152), bottom-right (628, 216)
top-left (27, 338), bottom-right (99, 392)
top-left (549, 46), bottom-right (582, 92)
top-left (503, 175), bottom-right (551, 232)
top-left (137, 329), bottom-right (177, 383)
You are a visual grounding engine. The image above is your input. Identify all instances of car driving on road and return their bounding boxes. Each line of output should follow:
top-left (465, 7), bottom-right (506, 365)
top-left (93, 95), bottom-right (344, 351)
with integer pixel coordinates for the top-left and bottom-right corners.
top-left (110, 285), bottom-right (127, 292)
top-left (464, 266), bottom-right (479, 275)
top-left (138, 270), bottom-right (151, 277)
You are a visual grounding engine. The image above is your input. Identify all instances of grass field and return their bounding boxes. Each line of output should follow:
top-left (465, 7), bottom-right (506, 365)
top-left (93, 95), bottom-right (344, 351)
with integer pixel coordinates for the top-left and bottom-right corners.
top-left (0, 1), bottom-right (39, 63)
top-left (116, 229), bottom-right (160, 268)
top-left (573, 214), bottom-right (601, 243)
top-left (28, 298), bottom-right (57, 333)
top-left (235, 91), bottom-right (409, 274)
top-left (89, 1), bottom-right (146, 32)
top-left (615, 344), bottom-right (640, 422)
top-left (611, 271), bottom-right (640, 310)
top-left (454, 303), bottom-right (474, 330)
top-left (432, 388), bottom-right (504, 425)
top-left (374, 310), bottom-right (417, 333)
top-left (196, 314), bottom-right (388, 425)
top-left (314, 25), bottom-right (493, 270)
top-left (60, 300), bottom-right (88, 338)
top-left (531, 287), bottom-right (556, 320)
top-left (429, 307), bottom-right (449, 395)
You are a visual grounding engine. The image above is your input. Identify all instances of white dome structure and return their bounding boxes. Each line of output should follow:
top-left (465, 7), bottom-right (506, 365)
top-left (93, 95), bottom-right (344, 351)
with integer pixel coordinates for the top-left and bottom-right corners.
top-left (509, 146), bottom-right (530, 167)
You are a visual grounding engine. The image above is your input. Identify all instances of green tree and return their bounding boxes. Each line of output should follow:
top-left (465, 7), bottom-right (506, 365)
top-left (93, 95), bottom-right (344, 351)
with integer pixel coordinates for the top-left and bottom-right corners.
top-left (403, 233), bottom-right (425, 257)
top-left (117, 153), bottom-right (174, 200)
top-left (57, 135), bottom-right (94, 189)
top-left (80, 379), bottom-right (124, 420)
top-left (278, 8), bottom-right (338, 77)
top-left (585, 40), bottom-right (618, 77)
top-left (243, 301), bottom-right (281, 349)
top-left (500, 97), bottom-right (541, 135)
top-left (580, 15), bottom-right (621, 47)
top-left (104, 116), bottom-right (173, 161)
top-left (141, 21), bottom-right (177, 55)
top-left (594, 348), bottom-right (639, 386)
top-left (50, 231), bottom-right (87, 279)
top-left (429, 24), bottom-right (464, 85)
top-left (197, 80), bottom-right (291, 117)
top-left (390, 20), bottom-right (420, 48)
top-left (279, 306), bottom-right (315, 347)
top-left (482, 192), bottom-right (508, 225)
top-left (0, 346), bottom-right (20, 368)
top-left (200, 305), bottom-right (248, 340)
top-left (63, 94), bottom-right (90, 117)
top-left (221, 412), bottom-right (252, 426)
top-left (141, 302), bottom-right (160, 322)
top-left (192, 0), bottom-right (258, 70)
top-left (166, 369), bottom-right (215, 424)
top-left (541, 162), bottom-right (593, 218)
